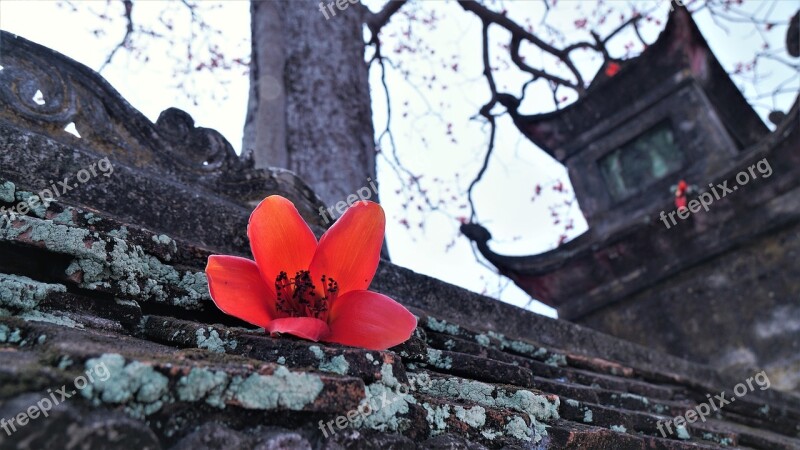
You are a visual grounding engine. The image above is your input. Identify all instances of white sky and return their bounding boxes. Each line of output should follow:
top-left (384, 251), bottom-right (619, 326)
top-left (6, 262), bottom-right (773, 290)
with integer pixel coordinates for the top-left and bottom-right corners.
top-left (1, 0), bottom-right (796, 318)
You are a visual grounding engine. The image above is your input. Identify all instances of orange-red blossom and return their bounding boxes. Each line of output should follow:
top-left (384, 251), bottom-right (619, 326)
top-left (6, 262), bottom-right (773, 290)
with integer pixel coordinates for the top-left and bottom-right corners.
top-left (206, 196), bottom-right (417, 351)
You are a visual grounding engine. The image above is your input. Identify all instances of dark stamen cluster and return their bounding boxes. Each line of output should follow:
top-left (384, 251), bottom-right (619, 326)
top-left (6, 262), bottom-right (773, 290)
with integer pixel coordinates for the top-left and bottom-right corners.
top-left (275, 270), bottom-right (338, 319)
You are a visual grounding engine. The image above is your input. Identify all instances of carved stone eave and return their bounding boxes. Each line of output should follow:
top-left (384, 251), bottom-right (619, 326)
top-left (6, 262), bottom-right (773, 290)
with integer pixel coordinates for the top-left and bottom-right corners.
top-left (0, 31), bottom-right (327, 251)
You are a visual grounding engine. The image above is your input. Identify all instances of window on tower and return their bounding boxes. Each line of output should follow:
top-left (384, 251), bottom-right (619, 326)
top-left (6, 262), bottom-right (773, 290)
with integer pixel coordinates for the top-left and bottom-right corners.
top-left (598, 120), bottom-right (686, 202)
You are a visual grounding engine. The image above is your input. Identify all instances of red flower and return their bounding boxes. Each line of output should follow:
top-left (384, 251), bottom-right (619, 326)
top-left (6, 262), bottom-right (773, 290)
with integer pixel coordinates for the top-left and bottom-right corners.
top-left (205, 196), bottom-right (417, 350)
top-left (605, 62), bottom-right (621, 77)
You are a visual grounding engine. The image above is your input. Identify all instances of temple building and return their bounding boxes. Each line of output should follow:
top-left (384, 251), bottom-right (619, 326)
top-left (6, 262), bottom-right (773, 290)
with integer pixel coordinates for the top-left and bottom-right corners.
top-left (463, 8), bottom-right (800, 393)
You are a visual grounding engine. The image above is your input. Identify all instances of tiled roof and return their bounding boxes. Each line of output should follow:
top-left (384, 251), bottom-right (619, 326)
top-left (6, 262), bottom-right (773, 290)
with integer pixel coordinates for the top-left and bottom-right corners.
top-left (1, 191), bottom-right (799, 449)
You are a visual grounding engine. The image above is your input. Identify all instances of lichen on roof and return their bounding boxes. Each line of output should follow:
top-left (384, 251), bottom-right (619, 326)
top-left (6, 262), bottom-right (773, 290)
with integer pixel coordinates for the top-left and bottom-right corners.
top-left (228, 366), bottom-right (324, 411)
top-left (0, 273), bottom-right (66, 311)
top-left (310, 345), bottom-right (350, 375)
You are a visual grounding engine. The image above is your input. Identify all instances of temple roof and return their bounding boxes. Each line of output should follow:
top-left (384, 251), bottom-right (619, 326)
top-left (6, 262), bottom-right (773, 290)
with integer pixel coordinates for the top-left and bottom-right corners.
top-left (461, 98), bottom-right (799, 311)
top-left (504, 6), bottom-right (768, 162)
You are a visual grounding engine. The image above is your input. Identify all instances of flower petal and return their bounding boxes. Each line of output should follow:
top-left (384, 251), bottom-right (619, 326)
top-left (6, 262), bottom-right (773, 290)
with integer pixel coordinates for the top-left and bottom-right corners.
top-left (309, 201), bottom-right (385, 296)
top-left (266, 317), bottom-right (330, 342)
top-left (206, 255), bottom-right (277, 327)
top-left (326, 290), bottom-right (417, 350)
top-left (248, 195), bottom-right (318, 288)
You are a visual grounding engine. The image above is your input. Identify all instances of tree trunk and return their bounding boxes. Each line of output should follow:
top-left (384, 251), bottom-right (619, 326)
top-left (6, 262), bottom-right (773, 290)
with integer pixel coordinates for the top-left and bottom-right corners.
top-left (243, 0), bottom-right (377, 212)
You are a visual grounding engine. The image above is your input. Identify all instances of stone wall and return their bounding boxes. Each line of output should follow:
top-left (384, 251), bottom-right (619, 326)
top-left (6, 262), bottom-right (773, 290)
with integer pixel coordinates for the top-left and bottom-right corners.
top-left (580, 220), bottom-right (800, 391)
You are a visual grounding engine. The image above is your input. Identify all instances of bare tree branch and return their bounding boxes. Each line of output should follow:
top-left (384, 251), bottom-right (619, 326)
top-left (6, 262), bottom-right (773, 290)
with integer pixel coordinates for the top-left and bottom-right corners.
top-left (467, 19), bottom-right (499, 222)
top-left (365, 0), bottom-right (408, 44)
top-left (458, 0), bottom-right (586, 93)
top-left (99, 0), bottom-right (133, 72)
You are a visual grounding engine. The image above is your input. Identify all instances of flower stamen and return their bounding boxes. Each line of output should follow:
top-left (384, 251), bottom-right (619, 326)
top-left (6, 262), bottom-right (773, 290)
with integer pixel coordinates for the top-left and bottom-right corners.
top-left (274, 270), bottom-right (338, 319)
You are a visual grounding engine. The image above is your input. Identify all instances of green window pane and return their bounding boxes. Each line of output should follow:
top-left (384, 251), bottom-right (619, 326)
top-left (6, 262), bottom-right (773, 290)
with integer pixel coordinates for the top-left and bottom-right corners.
top-left (598, 121), bottom-right (685, 202)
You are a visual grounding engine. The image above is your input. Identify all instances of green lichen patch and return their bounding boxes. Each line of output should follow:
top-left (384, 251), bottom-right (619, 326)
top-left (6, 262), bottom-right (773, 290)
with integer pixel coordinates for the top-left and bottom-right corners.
top-left (196, 327), bottom-right (237, 353)
top-left (17, 310), bottom-right (82, 328)
top-left (58, 355), bottom-right (74, 370)
top-left (347, 363), bottom-right (418, 433)
top-left (176, 367), bottom-right (229, 408)
top-left (1, 215), bottom-right (105, 261)
top-left (107, 226), bottom-right (129, 240)
top-left (485, 330), bottom-right (562, 365)
top-left (229, 366), bottom-right (324, 411)
top-left (423, 403), bottom-right (451, 435)
top-left (1, 214), bottom-right (209, 310)
top-left (15, 191), bottom-right (48, 218)
top-left (544, 353), bottom-right (567, 367)
top-left (379, 362), bottom-right (401, 388)
top-left (150, 234), bottom-right (178, 255)
top-left (417, 375), bottom-right (559, 443)
top-left (354, 381), bottom-right (416, 433)
top-left (83, 212), bottom-right (101, 225)
top-left (610, 424), bottom-right (627, 433)
top-left (152, 234), bottom-right (171, 245)
top-left (425, 348), bottom-right (453, 370)
top-left (481, 429), bottom-right (501, 440)
top-left (80, 352), bottom-right (329, 419)
top-left (0, 323), bottom-right (22, 343)
top-left (51, 210), bottom-right (76, 226)
top-left (701, 432), bottom-right (732, 446)
top-left (426, 317), bottom-right (461, 335)
top-left (0, 306), bottom-right (81, 330)
top-left (504, 416), bottom-right (532, 441)
top-left (82, 354), bottom-right (170, 419)
top-left (0, 273), bottom-right (67, 311)
top-left (309, 345), bottom-right (350, 375)
top-left (454, 405), bottom-right (487, 428)
top-left (618, 392), bottom-right (649, 406)
top-left (0, 181), bottom-right (15, 203)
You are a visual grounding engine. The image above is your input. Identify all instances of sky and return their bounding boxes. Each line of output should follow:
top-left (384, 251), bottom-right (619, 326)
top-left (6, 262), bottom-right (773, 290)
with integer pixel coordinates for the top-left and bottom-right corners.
top-left (1, 0), bottom-right (796, 318)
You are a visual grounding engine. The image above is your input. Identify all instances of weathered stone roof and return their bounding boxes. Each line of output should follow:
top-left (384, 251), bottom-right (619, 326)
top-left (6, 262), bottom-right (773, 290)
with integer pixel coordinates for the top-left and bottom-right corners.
top-left (1, 30), bottom-right (799, 450)
top-left (1, 195), bottom-right (800, 449)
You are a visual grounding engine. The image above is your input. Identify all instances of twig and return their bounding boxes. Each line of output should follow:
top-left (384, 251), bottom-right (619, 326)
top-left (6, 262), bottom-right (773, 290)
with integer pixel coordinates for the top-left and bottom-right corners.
top-left (99, 0), bottom-right (133, 72)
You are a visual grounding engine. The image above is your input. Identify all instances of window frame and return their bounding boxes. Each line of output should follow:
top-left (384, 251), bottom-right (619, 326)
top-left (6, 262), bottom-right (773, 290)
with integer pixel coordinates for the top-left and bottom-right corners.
top-left (596, 118), bottom-right (687, 203)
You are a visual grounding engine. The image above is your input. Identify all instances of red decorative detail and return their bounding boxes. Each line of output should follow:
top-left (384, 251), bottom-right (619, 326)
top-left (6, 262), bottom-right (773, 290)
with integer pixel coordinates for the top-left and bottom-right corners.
top-left (675, 179), bottom-right (689, 211)
top-left (605, 62), bottom-right (621, 77)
